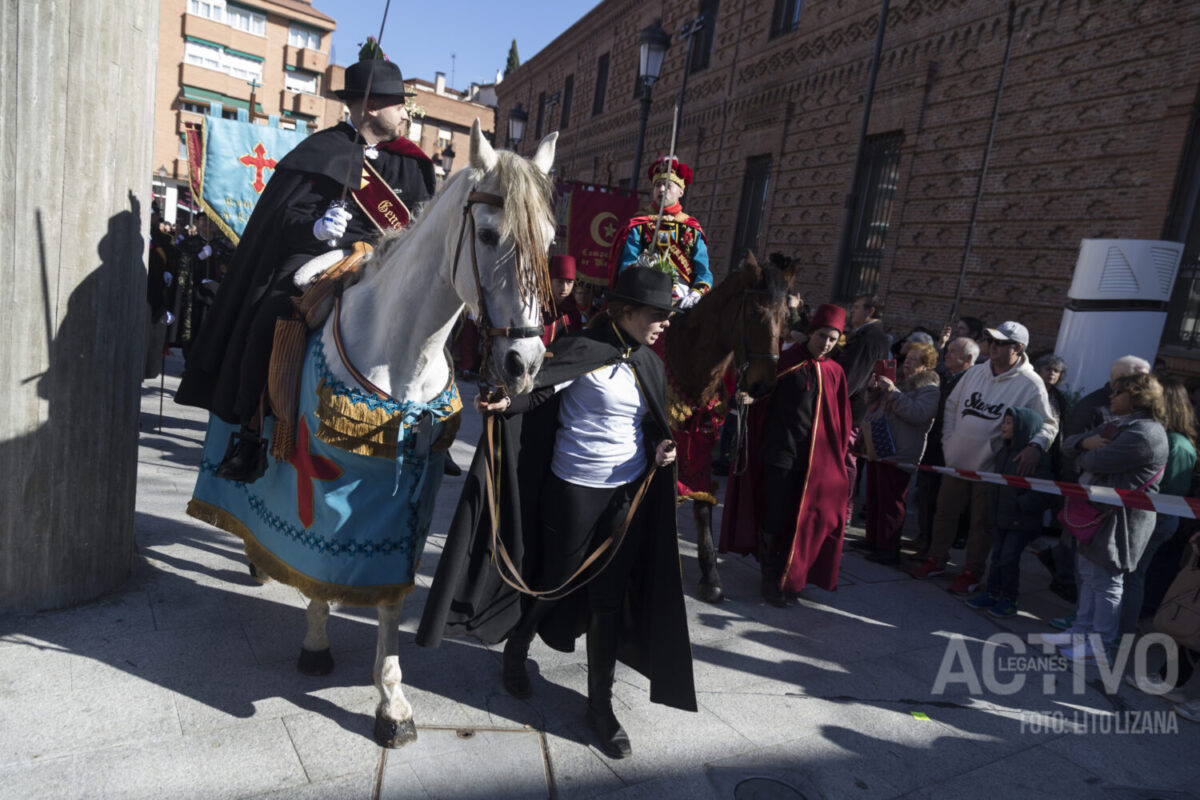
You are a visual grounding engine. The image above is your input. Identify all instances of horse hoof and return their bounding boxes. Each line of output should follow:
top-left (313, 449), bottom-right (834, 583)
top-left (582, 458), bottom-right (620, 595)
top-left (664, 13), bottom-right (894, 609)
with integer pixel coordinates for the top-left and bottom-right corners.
top-left (375, 715), bottom-right (418, 748)
top-left (698, 582), bottom-right (725, 604)
top-left (297, 647), bottom-right (334, 676)
top-left (248, 563), bottom-right (272, 585)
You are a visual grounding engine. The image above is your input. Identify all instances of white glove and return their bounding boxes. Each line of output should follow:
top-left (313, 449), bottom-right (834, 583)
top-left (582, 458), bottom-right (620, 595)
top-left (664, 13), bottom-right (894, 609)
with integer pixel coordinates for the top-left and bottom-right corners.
top-left (672, 282), bottom-right (689, 300)
top-left (313, 206), bottom-right (352, 242)
top-left (680, 289), bottom-right (703, 310)
top-left (162, 271), bottom-right (173, 286)
top-left (198, 244), bottom-right (212, 260)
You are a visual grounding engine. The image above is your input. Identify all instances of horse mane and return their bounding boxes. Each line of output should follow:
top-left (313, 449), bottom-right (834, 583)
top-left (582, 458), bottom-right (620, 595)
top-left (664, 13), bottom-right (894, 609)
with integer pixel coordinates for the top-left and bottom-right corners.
top-left (367, 150), bottom-right (555, 313)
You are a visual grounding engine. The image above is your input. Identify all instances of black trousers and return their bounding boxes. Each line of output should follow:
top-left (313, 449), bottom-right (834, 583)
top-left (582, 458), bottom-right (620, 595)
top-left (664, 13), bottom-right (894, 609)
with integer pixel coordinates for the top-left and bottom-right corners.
top-left (761, 463), bottom-right (805, 558)
top-left (537, 472), bottom-right (646, 613)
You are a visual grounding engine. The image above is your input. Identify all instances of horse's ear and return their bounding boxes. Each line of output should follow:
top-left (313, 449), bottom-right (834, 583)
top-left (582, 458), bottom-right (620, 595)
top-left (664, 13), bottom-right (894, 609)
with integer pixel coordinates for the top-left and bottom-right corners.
top-left (470, 119), bottom-right (498, 172)
top-left (531, 131), bottom-right (558, 175)
top-left (742, 250), bottom-right (763, 281)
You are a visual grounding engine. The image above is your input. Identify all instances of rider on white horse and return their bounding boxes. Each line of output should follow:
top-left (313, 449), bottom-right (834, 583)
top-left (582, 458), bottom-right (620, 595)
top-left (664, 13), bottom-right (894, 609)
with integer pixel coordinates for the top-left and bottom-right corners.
top-left (176, 57), bottom-right (435, 482)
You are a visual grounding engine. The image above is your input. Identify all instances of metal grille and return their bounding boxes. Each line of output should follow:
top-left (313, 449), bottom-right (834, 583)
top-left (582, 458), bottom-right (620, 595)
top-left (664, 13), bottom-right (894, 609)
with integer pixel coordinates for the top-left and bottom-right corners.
top-left (838, 131), bottom-right (904, 300)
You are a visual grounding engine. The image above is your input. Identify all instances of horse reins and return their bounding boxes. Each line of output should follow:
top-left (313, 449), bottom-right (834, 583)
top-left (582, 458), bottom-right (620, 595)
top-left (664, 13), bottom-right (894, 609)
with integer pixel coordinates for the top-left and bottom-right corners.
top-left (447, 185), bottom-right (626, 600)
top-left (731, 288), bottom-right (781, 477)
top-left (451, 189), bottom-right (544, 404)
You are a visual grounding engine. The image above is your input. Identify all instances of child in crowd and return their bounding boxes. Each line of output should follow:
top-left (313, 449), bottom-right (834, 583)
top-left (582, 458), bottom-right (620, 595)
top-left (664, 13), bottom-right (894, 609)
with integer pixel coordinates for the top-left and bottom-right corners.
top-left (965, 407), bottom-right (1052, 617)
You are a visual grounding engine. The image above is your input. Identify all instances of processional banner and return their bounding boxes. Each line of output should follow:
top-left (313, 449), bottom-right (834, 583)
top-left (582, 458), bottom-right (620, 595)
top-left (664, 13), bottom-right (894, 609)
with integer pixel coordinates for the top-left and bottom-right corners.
top-left (185, 108), bottom-right (309, 244)
top-left (559, 181), bottom-right (638, 286)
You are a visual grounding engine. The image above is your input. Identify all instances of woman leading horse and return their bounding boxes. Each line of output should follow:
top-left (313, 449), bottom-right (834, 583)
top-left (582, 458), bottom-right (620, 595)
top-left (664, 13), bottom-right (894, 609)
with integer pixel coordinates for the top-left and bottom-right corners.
top-left (418, 267), bottom-right (696, 760)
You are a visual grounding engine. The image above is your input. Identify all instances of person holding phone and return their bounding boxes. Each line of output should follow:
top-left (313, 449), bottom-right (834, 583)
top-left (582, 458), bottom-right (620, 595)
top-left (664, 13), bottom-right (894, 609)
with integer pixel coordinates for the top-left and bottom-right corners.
top-left (418, 267), bottom-right (695, 761)
top-left (857, 342), bottom-right (941, 563)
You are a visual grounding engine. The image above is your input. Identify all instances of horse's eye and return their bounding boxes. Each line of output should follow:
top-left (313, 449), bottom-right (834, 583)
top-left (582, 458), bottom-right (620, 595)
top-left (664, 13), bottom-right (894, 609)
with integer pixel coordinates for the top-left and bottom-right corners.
top-left (478, 228), bottom-right (500, 247)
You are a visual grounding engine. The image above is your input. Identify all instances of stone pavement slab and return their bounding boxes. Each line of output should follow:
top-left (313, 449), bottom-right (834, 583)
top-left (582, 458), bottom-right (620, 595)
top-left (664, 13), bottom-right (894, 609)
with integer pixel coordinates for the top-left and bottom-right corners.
top-left (2, 353), bottom-right (1200, 799)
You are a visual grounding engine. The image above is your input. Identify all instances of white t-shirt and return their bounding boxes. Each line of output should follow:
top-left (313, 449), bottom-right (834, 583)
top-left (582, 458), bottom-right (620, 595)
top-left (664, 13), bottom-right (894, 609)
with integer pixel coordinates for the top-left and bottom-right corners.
top-left (550, 362), bottom-right (649, 487)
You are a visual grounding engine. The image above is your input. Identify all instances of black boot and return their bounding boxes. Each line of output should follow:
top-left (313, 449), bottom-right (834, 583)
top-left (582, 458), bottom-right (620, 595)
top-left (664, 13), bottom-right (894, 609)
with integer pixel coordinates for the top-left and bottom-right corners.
top-left (696, 516), bottom-right (725, 604)
top-left (502, 600), bottom-right (552, 699)
top-left (215, 427), bottom-right (268, 483)
top-left (758, 528), bottom-right (788, 608)
top-left (585, 610), bottom-right (632, 759)
top-left (443, 454), bottom-right (463, 477)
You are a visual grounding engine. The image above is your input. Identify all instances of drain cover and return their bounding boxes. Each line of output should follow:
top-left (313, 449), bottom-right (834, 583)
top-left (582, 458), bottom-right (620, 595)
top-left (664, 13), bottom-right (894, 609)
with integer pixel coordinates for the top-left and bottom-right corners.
top-left (733, 777), bottom-right (807, 800)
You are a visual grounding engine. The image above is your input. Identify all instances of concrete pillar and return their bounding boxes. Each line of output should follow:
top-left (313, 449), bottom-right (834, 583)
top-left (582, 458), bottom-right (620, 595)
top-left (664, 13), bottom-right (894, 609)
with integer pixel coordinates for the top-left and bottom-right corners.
top-left (0, 0), bottom-right (159, 612)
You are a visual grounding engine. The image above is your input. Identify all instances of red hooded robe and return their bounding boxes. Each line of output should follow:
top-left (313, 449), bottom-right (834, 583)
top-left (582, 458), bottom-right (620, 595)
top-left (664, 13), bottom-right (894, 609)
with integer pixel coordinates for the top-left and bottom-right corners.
top-left (719, 342), bottom-right (852, 592)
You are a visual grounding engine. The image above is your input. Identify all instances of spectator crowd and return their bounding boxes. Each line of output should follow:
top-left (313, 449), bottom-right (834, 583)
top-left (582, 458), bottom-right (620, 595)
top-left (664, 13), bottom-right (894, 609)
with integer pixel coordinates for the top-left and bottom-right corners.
top-left (778, 292), bottom-right (1200, 722)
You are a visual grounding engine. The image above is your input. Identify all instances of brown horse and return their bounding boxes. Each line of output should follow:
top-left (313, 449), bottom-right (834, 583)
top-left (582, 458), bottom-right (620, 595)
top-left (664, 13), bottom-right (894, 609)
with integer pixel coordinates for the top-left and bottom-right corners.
top-left (662, 252), bottom-right (797, 603)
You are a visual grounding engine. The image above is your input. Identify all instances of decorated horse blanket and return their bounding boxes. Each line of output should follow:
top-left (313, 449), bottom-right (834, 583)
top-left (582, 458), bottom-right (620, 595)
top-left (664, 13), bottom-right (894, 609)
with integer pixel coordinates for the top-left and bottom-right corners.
top-left (188, 333), bottom-right (462, 605)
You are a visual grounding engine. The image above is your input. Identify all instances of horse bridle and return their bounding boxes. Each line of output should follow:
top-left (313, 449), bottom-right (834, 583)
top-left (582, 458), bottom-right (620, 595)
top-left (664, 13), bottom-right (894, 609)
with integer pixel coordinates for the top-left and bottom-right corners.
top-left (731, 287), bottom-right (781, 476)
top-left (451, 189), bottom-right (545, 398)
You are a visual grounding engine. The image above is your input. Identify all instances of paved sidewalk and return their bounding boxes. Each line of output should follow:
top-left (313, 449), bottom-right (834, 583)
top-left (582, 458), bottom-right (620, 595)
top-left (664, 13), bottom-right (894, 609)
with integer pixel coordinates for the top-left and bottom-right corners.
top-left (2, 352), bottom-right (1198, 799)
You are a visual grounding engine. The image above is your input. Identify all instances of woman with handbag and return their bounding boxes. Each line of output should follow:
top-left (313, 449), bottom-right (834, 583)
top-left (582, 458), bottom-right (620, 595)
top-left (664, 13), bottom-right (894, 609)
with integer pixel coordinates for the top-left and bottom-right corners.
top-left (858, 342), bottom-right (940, 564)
top-left (1042, 373), bottom-right (1169, 662)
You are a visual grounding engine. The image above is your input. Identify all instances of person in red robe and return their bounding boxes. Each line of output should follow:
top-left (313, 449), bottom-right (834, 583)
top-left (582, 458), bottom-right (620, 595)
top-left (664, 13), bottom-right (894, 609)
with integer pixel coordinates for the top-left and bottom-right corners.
top-left (541, 254), bottom-right (583, 345)
top-left (719, 303), bottom-right (852, 606)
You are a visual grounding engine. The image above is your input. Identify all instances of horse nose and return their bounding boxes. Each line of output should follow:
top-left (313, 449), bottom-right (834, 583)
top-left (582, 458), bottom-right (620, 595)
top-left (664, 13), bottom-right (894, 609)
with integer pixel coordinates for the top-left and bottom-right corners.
top-left (503, 350), bottom-right (526, 381)
top-left (748, 380), bottom-right (771, 398)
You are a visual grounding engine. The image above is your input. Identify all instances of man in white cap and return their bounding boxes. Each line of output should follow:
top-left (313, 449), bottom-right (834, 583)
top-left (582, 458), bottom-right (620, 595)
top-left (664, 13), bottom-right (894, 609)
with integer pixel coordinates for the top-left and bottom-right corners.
top-left (910, 320), bottom-right (1058, 595)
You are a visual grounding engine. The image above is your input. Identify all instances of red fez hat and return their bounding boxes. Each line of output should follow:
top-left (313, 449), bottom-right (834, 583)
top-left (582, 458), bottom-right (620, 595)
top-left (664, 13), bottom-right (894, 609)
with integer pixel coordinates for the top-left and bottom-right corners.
top-left (810, 303), bottom-right (846, 333)
top-left (648, 156), bottom-right (693, 189)
top-left (549, 254), bottom-right (577, 280)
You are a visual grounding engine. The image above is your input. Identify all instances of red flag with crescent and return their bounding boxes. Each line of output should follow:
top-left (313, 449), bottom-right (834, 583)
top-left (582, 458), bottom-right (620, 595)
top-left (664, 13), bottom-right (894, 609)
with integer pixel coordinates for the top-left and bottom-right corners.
top-left (564, 182), bottom-right (637, 286)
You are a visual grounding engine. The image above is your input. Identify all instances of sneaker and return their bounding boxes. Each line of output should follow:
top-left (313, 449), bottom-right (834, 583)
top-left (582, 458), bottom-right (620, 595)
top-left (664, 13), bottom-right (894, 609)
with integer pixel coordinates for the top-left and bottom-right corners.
top-left (987, 597), bottom-right (1019, 618)
top-left (1174, 698), bottom-right (1200, 723)
top-left (947, 569), bottom-right (982, 595)
top-left (965, 592), bottom-right (1000, 610)
top-left (1049, 614), bottom-right (1075, 631)
top-left (1123, 672), bottom-right (1187, 703)
top-left (909, 557), bottom-right (946, 580)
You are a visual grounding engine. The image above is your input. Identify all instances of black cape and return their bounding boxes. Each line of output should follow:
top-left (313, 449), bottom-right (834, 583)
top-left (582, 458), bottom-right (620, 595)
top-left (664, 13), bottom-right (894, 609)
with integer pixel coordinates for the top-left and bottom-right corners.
top-left (836, 319), bottom-right (891, 425)
top-left (176, 123), bottom-right (434, 422)
top-left (415, 325), bottom-right (697, 713)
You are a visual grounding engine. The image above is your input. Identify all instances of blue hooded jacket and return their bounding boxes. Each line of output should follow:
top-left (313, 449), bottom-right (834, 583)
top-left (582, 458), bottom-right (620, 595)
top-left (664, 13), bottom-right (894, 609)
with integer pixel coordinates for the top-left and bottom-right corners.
top-left (989, 406), bottom-right (1053, 533)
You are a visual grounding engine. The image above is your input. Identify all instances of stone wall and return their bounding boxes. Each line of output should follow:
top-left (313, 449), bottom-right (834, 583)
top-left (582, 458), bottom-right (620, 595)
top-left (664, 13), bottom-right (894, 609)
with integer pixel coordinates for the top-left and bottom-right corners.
top-left (0, 0), bottom-right (160, 612)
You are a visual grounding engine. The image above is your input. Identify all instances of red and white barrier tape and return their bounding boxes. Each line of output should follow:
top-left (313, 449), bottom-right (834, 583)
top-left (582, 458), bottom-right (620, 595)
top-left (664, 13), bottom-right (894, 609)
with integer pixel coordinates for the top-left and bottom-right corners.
top-left (877, 459), bottom-right (1200, 520)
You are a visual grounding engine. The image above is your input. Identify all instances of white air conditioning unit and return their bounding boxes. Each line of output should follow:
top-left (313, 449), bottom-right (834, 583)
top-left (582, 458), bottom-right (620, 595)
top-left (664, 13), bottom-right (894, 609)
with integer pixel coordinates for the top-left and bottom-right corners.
top-left (1054, 239), bottom-right (1184, 399)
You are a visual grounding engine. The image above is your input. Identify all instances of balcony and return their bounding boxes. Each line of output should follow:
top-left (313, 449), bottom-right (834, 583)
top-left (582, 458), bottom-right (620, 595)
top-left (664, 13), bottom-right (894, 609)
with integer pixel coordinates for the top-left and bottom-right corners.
top-left (182, 13), bottom-right (268, 59)
top-left (281, 90), bottom-right (323, 119)
top-left (284, 45), bottom-right (327, 73)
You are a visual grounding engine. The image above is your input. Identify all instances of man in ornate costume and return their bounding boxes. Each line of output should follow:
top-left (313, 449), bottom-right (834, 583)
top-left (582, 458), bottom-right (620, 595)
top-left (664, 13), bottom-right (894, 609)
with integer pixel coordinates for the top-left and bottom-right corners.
top-left (609, 156), bottom-right (711, 310)
top-left (177, 57), bottom-right (435, 481)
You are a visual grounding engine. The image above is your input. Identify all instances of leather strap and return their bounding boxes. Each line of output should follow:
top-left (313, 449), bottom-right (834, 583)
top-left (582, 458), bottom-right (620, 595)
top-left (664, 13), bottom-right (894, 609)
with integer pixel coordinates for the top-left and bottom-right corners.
top-left (484, 413), bottom-right (659, 601)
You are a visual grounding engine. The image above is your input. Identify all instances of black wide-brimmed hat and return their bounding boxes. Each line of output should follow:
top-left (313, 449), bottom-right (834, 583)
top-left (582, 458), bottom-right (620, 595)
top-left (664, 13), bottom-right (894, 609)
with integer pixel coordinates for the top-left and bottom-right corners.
top-left (606, 267), bottom-right (676, 313)
top-left (335, 59), bottom-right (415, 100)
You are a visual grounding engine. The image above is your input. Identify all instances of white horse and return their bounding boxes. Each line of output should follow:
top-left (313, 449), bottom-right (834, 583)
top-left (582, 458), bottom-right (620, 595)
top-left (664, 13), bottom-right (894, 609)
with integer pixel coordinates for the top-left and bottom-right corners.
top-left (188, 121), bottom-right (557, 747)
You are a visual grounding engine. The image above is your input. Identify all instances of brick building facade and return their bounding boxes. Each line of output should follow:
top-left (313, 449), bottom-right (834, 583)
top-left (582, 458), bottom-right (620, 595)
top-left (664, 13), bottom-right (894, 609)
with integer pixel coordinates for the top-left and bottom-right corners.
top-left (152, 0), bottom-right (345, 225)
top-left (497, 0), bottom-right (1200, 360)
top-left (406, 73), bottom-right (497, 179)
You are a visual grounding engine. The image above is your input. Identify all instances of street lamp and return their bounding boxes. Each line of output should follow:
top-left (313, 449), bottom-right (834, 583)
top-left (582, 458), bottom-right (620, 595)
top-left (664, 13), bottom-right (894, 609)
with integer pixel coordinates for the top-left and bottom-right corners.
top-left (441, 142), bottom-right (456, 174)
top-left (631, 19), bottom-right (670, 193)
top-left (507, 103), bottom-right (529, 150)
